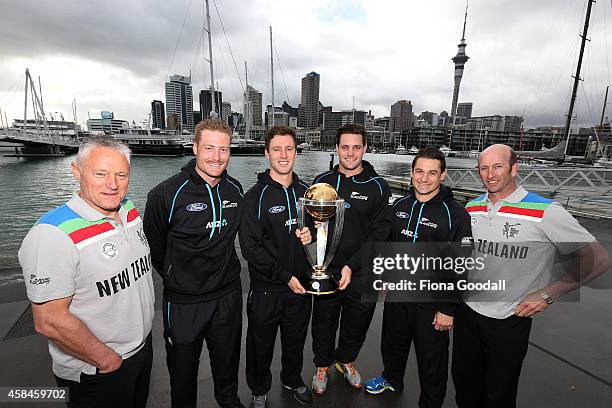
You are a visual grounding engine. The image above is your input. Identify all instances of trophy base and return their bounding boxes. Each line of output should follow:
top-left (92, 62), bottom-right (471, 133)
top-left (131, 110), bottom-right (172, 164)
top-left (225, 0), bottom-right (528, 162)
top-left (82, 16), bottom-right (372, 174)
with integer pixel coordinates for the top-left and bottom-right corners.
top-left (305, 276), bottom-right (338, 295)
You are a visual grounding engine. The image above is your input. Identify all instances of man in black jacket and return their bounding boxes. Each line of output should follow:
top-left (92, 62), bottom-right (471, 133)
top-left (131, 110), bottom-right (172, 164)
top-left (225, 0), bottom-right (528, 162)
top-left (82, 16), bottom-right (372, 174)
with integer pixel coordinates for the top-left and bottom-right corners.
top-left (143, 119), bottom-right (244, 408)
top-left (239, 125), bottom-right (313, 408)
top-left (364, 148), bottom-right (472, 408)
top-left (310, 124), bottom-right (392, 394)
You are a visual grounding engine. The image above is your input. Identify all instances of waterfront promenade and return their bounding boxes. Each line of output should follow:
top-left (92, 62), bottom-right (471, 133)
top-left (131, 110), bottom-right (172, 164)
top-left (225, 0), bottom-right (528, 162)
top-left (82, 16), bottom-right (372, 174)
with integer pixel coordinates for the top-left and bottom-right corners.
top-left (0, 216), bottom-right (611, 407)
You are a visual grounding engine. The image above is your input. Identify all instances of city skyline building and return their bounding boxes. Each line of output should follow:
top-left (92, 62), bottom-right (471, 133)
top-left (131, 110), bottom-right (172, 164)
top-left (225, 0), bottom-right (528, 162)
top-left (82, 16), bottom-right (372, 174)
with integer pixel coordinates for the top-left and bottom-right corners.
top-left (450, 3), bottom-right (470, 123)
top-left (199, 89), bottom-right (223, 120)
top-left (299, 72), bottom-right (320, 129)
top-left (320, 109), bottom-right (367, 146)
top-left (265, 105), bottom-right (290, 128)
top-left (244, 85), bottom-right (263, 127)
top-left (390, 100), bottom-right (413, 132)
top-left (466, 115), bottom-right (523, 132)
top-left (282, 101), bottom-right (298, 118)
top-left (221, 102), bottom-right (231, 123)
top-left (418, 111), bottom-right (440, 127)
top-left (165, 74), bottom-right (194, 132)
top-left (456, 102), bottom-right (473, 119)
top-left (86, 111), bottom-right (128, 133)
top-left (151, 100), bottom-right (165, 129)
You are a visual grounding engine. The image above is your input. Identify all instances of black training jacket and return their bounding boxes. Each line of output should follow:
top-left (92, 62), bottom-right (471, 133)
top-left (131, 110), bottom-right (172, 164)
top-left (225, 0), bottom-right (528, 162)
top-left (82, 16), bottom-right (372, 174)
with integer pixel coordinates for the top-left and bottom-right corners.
top-left (239, 170), bottom-right (310, 292)
top-left (143, 159), bottom-right (244, 303)
top-left (391, 185), bottom-right (473, 315)
top-left (313, 160), bottom-right (392, 278)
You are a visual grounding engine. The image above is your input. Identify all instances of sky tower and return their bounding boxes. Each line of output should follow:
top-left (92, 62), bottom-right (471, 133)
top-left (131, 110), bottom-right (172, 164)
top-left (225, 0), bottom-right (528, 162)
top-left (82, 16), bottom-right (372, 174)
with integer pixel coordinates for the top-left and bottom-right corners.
top-left (450, 2), bottom-right (469, 124)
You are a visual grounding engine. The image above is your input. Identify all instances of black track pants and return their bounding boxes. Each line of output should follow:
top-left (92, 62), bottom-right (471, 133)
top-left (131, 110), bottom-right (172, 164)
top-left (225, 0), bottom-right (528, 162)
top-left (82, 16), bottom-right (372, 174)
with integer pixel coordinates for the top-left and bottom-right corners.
top-left (163, 288), bottom-right (242, 408)
top-left (246, 289), bottom-right (312, 396)
top-left (381, 302), bottom-right (449, 408)
top-left (451, 303), bottom-right (532, 408)
top-left (311, 286), bottom-right (376, 367)
top-left (55, 333), bottom-right (153, 408)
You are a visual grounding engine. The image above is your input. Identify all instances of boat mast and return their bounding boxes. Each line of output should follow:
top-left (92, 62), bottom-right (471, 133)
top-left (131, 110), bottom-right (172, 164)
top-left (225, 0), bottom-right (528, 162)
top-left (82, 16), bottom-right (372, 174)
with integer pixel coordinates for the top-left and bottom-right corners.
top-left (562, 0), bottom-right (595, 159)
top-left (270, 26), bottom-right (274, 127)
top-left (73, 99), bottom-right (78, 130)
top-left (599, 85), bottom-right (609, 128)
top-left (245, 61), bottom-right (250, 140)
top-left (204, 0), bottom-right (216, 117)
top-left (23, 69), bottom-right (28, 136)
top-left (593, 85), bottom-right (609, 159)
top-left (38, 76), bottom-right (44, 115)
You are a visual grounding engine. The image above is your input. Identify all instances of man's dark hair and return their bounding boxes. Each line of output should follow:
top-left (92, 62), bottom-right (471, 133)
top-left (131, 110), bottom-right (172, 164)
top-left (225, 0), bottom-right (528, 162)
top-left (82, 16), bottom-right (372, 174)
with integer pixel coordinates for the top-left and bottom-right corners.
top-left (411, 147), bottom-right (446, 172)
top-left (335, 124), bottom-right (367, 146)
top-left (265, 125), bottom-right (296, 151)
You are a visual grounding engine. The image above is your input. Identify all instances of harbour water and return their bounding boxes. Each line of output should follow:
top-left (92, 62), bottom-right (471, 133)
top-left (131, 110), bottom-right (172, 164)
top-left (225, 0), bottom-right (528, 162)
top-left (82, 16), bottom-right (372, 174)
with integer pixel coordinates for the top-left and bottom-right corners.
top-left (0, 151), bottom-right (478, 286)
top-left (1, 150), bottom-right (612, 407)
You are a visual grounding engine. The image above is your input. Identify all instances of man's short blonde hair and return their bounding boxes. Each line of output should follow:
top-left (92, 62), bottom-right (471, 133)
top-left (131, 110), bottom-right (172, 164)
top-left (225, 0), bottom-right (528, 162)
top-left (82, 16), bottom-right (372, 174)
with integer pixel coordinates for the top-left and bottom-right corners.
top-left (194, 118), bottom-right (232, 143)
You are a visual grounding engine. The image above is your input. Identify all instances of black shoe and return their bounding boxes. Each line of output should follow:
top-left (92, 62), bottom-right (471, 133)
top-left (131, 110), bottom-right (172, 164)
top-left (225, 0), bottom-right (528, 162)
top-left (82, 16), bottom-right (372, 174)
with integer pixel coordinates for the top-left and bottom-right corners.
top-left (235, 402), bottom-right (246, 408)
top-left (249, 395), bottom-right (268, 408)
top-left (292, 386), bottom-right (313, 404)
top-left (281, 382), bottom-right (313, 404)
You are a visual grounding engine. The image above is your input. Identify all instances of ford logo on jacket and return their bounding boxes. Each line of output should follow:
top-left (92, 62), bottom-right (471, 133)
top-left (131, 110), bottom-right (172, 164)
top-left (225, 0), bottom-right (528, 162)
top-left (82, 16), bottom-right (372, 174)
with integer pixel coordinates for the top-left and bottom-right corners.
top-left (186, 202), bottom-right (207, 212)
top-left (269, 205), bottom-right (285, 214)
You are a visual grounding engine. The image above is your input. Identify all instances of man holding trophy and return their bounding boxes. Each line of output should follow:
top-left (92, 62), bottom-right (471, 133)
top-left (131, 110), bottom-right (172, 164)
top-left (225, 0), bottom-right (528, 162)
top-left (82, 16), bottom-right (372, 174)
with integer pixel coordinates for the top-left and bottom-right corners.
top-left (239, 125), bottom-right (314, 408)
top-left (308, 124), bottom-right (393, 394)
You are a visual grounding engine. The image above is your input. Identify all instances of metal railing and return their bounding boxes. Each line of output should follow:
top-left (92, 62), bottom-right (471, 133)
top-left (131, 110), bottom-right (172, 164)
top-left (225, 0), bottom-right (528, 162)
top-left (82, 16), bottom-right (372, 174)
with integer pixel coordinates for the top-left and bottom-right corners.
top-left (444, 167), bottom-right (612, 196)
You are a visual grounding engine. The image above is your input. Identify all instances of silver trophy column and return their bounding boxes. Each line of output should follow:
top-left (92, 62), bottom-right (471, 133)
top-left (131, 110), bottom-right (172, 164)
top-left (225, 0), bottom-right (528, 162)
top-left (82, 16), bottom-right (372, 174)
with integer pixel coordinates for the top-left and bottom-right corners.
top-left (297, 183), bottom-right (345, 295)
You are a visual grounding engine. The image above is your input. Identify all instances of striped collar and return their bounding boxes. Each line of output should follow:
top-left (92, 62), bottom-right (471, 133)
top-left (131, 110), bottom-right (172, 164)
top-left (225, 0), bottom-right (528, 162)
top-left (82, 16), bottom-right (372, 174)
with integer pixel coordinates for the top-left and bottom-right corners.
top-left (67, 193), bottom-right (128, 222)
top-left (482, 186), bottom-right (527, 204)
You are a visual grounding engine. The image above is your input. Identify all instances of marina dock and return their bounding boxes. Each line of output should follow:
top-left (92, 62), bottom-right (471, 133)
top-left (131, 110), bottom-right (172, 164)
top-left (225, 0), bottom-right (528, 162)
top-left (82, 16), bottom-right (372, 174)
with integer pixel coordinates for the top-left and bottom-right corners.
top-left (1, 216), bottom-right (611, 407)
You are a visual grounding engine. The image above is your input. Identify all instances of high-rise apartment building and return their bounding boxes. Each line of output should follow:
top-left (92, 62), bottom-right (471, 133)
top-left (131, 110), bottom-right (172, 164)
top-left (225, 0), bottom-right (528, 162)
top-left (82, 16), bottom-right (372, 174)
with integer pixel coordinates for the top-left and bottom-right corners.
top-left (151, 100), bottom-right (166, 129)
top-left (199, 89), bottom-right (223, 120)
top-left (390, 100), bottom-right (413, 132)
top-left (221, 102), bottom-right (231, 123)
top-left (244, 85), bottom-right (263, 127)
top-left (165, 74), bottom-right (194, 132)
top-left (299, 72), bottom-right (320, 129)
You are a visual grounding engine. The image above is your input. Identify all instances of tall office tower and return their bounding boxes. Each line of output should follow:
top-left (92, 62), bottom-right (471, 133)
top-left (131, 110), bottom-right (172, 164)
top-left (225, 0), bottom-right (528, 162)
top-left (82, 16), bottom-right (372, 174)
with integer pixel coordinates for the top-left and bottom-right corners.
top-left (199, 89), bottom-right (223, 119)
top-left (390, 100), bottom-right (413, 132)
top-left (299, 72), bottom-right (320, 129)
top-left (151, 100), bottom-right (166, 129)
top-left (221, 102), bottom-right (231, 123)
top-left (165, 74), bottom-right (194, 132)
top-left (456, 102), bottom-right (473, 119)
top-left (450, 2), bottom-right (470, 123)
top-left (243, 85), bottom-right (263, 127)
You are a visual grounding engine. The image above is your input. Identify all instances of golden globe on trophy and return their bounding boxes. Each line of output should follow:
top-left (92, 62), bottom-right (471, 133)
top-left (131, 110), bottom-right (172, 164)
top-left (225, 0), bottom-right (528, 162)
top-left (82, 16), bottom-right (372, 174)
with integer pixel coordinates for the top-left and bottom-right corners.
top-left (297, 183), bottom-right (346, 295)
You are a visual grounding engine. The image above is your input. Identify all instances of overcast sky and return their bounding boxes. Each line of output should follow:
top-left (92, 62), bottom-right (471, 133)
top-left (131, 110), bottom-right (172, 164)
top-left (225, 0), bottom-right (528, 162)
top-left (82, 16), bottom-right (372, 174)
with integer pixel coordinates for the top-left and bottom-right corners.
top-left (0, 0), bottom-right (611, 129)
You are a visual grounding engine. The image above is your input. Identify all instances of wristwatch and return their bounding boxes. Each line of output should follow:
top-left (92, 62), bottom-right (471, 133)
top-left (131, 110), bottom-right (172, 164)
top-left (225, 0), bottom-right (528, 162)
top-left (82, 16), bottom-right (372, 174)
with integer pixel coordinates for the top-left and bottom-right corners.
top-left (541, 292), bottom-right (554, 305)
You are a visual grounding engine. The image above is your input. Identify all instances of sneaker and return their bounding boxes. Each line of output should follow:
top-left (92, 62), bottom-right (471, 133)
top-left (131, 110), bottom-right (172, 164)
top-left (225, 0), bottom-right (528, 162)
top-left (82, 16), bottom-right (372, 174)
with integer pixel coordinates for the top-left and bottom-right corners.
top-left (311, 366), bottom-right (330, 395)
top-left (281, 382), bottom-right (313, 404)
top-left (335, 362), bottom-right (363, 389)
top-left (249, 394), bottom-right (268, 408)
top-left (365, 375), bottom-right (395, 394)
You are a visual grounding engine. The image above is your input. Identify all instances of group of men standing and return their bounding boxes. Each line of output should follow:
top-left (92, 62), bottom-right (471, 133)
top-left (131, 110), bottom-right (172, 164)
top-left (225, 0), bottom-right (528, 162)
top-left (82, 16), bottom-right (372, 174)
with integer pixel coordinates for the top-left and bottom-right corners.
top-left (19, 118), bottom-right (610, 408)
